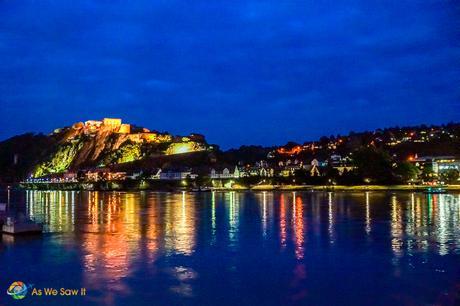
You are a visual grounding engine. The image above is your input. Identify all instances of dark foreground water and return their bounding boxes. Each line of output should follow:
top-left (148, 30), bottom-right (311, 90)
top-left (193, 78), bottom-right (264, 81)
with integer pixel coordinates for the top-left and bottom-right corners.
top-left (1, 191), bottom-right (459, 306)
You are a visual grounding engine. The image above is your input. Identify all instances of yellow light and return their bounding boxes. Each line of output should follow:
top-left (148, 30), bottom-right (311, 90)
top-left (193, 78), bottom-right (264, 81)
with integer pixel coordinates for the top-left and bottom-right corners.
top-left (166, 142), bottom-right (200, 155)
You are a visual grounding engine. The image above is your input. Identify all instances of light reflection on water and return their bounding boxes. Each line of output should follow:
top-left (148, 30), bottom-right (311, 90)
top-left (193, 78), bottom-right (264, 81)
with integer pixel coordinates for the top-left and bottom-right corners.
top-left (22, 190), bottom-right (460, 258)
top-left (2, 190), bottom-right (460, 306)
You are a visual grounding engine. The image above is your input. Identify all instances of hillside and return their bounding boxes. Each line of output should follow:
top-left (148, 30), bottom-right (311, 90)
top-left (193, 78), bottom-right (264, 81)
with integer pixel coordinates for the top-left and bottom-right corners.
top-left (0, 118), bottom-right (210, 181)
top-left (269, 123), bottom-right (460, 162)
top-left (0, 133), bottom-right (54, 183)
top-left (1, 120), bottom-right (459, 183)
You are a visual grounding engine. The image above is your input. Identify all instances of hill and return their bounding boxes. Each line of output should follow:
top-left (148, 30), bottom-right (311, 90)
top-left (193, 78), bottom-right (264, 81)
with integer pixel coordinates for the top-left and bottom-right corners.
top-left (1, 119), bottom-right (459, 184)
top-left (0, 118), bottom-right (210, 182)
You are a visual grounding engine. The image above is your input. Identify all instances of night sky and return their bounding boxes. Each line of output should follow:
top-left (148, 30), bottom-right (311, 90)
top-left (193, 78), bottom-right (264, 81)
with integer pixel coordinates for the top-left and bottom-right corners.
top-left (0, 1), bottom-right (459, 148)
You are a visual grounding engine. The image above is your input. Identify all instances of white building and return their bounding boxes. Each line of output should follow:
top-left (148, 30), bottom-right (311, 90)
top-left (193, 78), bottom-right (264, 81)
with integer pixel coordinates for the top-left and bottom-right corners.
top-left (158, 169), bottom-right (197, 180)
top-left (210, 166), bottom-right (240, 179)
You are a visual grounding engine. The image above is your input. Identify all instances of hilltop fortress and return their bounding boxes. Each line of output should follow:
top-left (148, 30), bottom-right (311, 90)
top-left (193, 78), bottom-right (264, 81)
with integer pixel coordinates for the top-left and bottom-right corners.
top-left (33, 118), bottom-right (208, 177)
top-left (69, 118), bottom-right (175, 143)
top-left (82, 118), bottom-right (131, 134)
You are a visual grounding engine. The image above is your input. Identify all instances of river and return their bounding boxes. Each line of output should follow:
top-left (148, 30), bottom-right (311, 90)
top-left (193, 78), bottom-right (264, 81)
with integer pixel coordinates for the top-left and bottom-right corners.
top-left (1, 190), bottom-right (459, 306)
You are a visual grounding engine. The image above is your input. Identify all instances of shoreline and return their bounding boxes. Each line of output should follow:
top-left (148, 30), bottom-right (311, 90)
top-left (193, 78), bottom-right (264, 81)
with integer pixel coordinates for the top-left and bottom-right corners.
top-left (15, 182), bottom-right (460, 192)
top-left (250, 185), bottom-right (460, 191)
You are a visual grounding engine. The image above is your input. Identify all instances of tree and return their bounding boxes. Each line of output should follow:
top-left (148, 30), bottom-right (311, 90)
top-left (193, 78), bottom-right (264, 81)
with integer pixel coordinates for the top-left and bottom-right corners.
top-left (185, 174), bottom-right (193, 187)
top-left (324, 165), bottom-right (340, 181)
top-left (338, 169), bottom-right (362, 185)
top-left (394, 161), bottom-right (419, 183)
top-left (421, 167), bottom-right (435, 182)
top-left (352, 147), bottom-right (394, 184)
top-left (195, 174), bottom-right (210, 188)
top-left (293, 168), bottom-right (310, 184)
top-left (440, 169), bottom-right (459, 184)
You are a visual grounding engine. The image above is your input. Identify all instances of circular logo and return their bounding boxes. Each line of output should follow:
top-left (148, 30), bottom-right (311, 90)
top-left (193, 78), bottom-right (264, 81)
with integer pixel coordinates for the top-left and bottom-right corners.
top-left (7, 281), bottom-right (28, 300)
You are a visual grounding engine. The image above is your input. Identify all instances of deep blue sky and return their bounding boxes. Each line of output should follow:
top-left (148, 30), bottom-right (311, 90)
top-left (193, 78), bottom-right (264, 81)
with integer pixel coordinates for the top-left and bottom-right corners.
top-left (0, 1), bottom-right (459, 148)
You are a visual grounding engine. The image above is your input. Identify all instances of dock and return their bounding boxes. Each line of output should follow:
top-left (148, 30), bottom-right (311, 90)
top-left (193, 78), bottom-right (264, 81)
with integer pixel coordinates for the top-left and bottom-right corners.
top-left (2, 217), bottom-right (43, 235)
top-left (0, 202), bottom-right (43, 235)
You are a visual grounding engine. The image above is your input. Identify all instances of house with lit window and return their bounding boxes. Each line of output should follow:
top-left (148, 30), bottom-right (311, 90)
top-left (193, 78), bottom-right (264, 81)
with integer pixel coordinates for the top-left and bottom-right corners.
top-left (238, 163), bottom-right (274, 178)
top-left (210, 166), bottom-right (240, 179)
top-left (329, 154), bottom-right (355, 175)
top-left (84, 169), bottom-right (127, 182)
top-left (411, 156), bottom-right (460, 175)
top-left (158, 168), bottom-right (198, 180)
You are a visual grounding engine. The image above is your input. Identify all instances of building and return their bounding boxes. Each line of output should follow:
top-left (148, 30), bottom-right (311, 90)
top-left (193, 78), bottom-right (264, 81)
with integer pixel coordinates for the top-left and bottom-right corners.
top-left (239, 164), bottom-right (274, 177)
top-left (158, 168), bottom-right (197, 180)
top-left (329, 154), bottom-right (355, 175)
top-left (149, 169), bottom-right (162, 180)
top-left (210, 166), bottom-right (240, 179)
top-left (84, 169), bottom-right (127, 182)
top-left (118, 123), bottom-right (131, 134)
top-left (101, 118), bottom-right (132, 134)
top-left (126, 171), bottom-right (143, 179)
top-left (279, 162), bottom-right (306, 177)
top-left (83, 120), bottom-right (102, 133)
top-left (411, 156), bottom-right (460, 175)
top-left (310, 159), bottom-right (320, 176)
top-left (103, 118), bottom-right (122, 128)
top-left (62, 172), bottom-right (78, 182)
top-left (81, 118), bottom-right (131, 134)
top-left (432, 157), bottom-right (460, 174)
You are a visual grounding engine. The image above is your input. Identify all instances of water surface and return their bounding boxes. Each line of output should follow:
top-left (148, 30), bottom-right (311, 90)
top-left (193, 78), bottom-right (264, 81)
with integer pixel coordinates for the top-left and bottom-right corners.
top-left (1, 191), bottom-right (459, 306)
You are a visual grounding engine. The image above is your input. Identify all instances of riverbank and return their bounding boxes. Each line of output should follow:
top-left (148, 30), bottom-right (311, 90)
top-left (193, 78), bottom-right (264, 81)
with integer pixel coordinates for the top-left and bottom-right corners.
top-left (17, 181), bottom-right (460, 192)
top-left (250, 184), bottom-right (460, 191)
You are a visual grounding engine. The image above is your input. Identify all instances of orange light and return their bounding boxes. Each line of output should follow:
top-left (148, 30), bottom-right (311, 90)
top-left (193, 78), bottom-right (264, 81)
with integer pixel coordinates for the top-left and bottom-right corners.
top-left (277, 146), bottom-right (302, 155)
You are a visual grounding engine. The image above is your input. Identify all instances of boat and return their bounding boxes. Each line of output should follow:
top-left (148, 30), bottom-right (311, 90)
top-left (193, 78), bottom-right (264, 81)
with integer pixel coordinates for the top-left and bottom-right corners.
top-left (423, 187), bottom-right (447, 194)
top-left (2, 217), bottom-right (43, 235)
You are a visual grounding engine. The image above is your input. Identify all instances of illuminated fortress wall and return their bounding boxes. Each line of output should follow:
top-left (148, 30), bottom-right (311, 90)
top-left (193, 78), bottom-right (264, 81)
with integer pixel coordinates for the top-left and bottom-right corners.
top-left (118, 124), bottom-right (131, 134)
top-left (103, 118), bottom-right (122, 128)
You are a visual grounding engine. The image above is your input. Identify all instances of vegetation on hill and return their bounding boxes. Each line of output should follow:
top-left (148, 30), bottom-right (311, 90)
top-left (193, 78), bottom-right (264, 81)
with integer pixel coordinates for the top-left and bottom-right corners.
top-left (1, 121), bottom-right (459, 184)
top-left (0, 133), bottom-right (56, 183)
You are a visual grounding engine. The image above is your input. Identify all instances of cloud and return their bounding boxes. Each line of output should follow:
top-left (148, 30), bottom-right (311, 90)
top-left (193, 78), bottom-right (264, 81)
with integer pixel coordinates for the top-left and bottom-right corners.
top-left (0, 0), bottom-right (459, 147)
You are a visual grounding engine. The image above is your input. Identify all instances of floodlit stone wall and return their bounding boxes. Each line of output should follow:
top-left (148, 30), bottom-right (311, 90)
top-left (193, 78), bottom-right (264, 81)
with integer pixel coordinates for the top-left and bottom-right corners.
top-left (103, 118), bottom-right (122, 128)
top-left (118, 124), bottom-right (131, 134)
